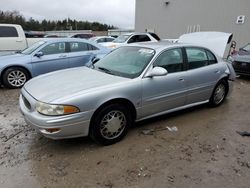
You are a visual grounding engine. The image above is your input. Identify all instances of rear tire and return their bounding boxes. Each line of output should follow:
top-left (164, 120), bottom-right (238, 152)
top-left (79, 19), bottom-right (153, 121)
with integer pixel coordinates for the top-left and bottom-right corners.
top-left (90, 104), bottom-right (132, 145)
top-left (3, 67), bottom-right (29, 89)
top-left (209, 80), bottom-right (228, 107)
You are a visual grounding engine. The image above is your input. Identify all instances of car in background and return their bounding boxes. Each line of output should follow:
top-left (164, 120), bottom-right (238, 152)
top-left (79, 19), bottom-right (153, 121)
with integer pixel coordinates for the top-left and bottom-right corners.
top-left (44, 34), bottom-right (59, 38)
top-left (102, 32), bottom-right (160, 49)
top-left (0, 38), bottom-right (110, 88)
top-left (0, 24), bottom-right (45, 56)
top-left (89, 36), bottom-right (115, 44)
top-left (231, 43), bottom-right (250, 76)
top-left (70, 33), bottom-right (95, 39)
top-left (20, 40), bottom-right (236, 145)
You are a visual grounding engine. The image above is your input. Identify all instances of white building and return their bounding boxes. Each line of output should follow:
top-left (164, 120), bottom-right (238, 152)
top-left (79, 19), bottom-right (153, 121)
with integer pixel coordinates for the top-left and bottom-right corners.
top-left (135, 0), bottom-right (250, 48)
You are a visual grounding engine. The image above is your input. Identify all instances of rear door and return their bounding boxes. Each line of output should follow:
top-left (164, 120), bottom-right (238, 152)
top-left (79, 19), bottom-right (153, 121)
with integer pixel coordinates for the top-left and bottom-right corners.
top-left (67, 41), bottom-right (99, 68)
top-left (141, 48), bottom-right (187, 117)
top-left (184, 47), bottom-right (223, 104)
top-left (31, 42), bottom-right (69, 76)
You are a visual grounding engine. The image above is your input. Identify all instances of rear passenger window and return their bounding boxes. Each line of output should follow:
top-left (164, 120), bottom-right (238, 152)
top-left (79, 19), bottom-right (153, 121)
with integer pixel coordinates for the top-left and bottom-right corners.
top-left (106, 38), bottom-right (114, 42)
top-left (0, 26), bottom-right (18, 37)
top-left (97, 38), bottom-right (105, 43)
top-left (186, 48), bottom-right (209, 70)
top-left (137, 35), bottom-right (151, 42)
top-left (206, 50), bottom-right (217, 64)
top-left (70, 42), bottom-right (89, 52)
top-left (154, 48), bottom-right (183, 73)
top-left (88, 44), bottom-right (99, 51)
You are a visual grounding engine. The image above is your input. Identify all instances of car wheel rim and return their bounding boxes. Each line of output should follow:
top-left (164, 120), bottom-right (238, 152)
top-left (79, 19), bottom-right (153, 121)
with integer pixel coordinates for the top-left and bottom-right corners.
top-left (214, 84), bottom-right (226, 104)
top-left (7, 70), bottom-right (26, 87)
top-left (100, 110), bottom-right (126, 140)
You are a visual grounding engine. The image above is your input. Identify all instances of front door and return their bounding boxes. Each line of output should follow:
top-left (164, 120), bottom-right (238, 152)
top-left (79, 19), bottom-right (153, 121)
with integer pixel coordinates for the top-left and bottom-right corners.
top-left (140, 48), bottom-right (187, 118)
top-left (31, 42), bottom-right (68, 76)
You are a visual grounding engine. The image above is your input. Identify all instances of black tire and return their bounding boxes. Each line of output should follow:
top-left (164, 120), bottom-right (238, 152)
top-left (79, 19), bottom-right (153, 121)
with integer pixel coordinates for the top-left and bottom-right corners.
top-left (209, 79), bottom-right (228, 107)
top-left (90, 104), bottom-right (132, 145)
top-left (2, 67), bottom-right (30, 89)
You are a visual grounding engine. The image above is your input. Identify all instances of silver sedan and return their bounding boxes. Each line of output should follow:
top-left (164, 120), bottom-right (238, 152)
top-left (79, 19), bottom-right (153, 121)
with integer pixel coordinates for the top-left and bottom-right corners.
top-left (20, 42), bottom-right (236, 145)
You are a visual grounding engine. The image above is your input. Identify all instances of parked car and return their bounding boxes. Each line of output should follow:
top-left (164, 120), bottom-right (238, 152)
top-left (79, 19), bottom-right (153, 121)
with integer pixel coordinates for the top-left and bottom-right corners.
top-left (20, 40), bottom-right (236, 145)
top-left (0, 38), bottom-right (110, 88)
top-left (43, 34), bottom-right (59, 38)
top-left (231, 43), bottom-right (250, 76)
top-left (70, 33), bottom-right (95, 39)
top-left (102, 32), bottom-right (160, 49)
top-left (0, 24), bottom-right (45, 56)
top-left (89, 36), bottom-right (115, 44)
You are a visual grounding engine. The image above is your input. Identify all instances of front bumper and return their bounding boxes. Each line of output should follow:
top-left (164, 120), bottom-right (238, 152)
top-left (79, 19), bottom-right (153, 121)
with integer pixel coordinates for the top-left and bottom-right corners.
top-left (19, 89), bottom-right (94, 140)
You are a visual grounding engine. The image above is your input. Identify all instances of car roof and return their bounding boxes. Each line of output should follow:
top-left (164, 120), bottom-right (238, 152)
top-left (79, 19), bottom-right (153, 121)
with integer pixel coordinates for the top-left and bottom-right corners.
top-left (127, 41), bottom-right (214, 52)
top-left (37, 38), bottom-right (92, 43)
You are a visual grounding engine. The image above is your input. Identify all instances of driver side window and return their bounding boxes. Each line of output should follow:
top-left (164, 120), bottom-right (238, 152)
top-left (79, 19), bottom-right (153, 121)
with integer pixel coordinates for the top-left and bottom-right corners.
top-left (41, 42), bottom-right (65, 55)
top-left (154, 48), bottom-right (183, 73)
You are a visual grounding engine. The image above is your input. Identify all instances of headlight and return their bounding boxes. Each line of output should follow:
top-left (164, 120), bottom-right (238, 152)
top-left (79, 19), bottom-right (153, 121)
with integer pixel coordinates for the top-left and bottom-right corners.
top-left (36, 102), bottom-right (80, 116)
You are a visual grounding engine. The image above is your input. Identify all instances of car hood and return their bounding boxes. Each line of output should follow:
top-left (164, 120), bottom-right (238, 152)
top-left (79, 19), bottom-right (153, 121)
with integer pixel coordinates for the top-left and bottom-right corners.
top-left (0, 53), bottom-right (28, 65)
top-left (24, 67), bottom-right (129, 103)
top-left (179, 32), bottom-right (233, 58)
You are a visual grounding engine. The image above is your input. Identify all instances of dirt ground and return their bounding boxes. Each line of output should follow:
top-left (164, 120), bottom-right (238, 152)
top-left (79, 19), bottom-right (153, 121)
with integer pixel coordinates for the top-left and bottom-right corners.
top-left (0, 78), bottom-right (250, 188)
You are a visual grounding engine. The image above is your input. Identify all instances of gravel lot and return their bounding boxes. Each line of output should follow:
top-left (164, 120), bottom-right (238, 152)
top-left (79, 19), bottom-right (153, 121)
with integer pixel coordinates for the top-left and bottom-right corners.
top-left (0, 77), bottom-right (250, 188)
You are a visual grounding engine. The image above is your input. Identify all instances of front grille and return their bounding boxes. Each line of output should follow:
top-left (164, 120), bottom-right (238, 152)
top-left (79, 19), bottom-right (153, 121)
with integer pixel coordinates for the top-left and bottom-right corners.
top-left (22, 95), bottom-right (31, 110)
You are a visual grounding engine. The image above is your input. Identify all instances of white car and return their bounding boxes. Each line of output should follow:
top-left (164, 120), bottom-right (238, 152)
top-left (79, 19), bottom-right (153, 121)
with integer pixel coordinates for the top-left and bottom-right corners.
top-left (89, 36), bottom-right (115, 44)
top-left (102, 32), bottom-right (160, 49)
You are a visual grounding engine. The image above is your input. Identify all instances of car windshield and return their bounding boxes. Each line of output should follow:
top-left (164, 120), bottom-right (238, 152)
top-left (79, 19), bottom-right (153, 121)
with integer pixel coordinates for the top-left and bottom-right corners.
top-left (113, 35), bottom-right (130, 43)
top-left (94, 46), bottom-right (155, 79)
top-left (242, 44), bottom-right (250, 51)
top-left (21, 41), bottom-right (46, 55)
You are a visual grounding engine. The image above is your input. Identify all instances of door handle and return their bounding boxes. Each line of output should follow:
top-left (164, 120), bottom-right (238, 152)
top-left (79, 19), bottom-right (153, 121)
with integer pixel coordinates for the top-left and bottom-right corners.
top-left (179, 78), bottom-right (185, 82)
top-left (16, 40), bottom-right (23, 42)
top-left (214, 70), bottom-right (221, 74)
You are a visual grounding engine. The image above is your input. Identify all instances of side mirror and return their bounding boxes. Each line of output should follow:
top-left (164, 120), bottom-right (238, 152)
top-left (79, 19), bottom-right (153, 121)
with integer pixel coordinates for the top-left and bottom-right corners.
top-left (91, 57), bottom-right (100, 64)
top-left (34, 51), bottom-right (44, 57)
top-left (145, 67), bottom-right (168, 78)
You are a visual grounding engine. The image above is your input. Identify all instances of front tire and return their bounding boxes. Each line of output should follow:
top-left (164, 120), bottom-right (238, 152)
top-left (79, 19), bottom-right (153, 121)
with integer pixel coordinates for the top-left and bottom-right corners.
top-left (3, 67), bottom-right (29, 89)
top-left (90, 104), bottom-right (132, 145)
top-left (209, 80), bottom-right (228, 107)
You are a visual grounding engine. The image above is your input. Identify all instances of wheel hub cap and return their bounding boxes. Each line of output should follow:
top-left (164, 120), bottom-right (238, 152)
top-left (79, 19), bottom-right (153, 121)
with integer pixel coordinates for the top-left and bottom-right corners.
top-left (214, 84), bottom-right (226, 104)
top-left (7, 71), bottom-right (26, 87)
top-left (100, 110), bottom-right (126, 140)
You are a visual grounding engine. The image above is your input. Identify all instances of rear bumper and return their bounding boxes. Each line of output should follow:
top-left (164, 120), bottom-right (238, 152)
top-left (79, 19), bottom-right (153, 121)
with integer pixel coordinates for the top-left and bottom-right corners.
top-left (19, 89), bottom-right (94, 140)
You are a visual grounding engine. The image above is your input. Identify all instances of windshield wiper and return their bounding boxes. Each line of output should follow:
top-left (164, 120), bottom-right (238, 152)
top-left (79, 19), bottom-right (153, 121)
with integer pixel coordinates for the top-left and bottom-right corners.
top-left (97, 67), bottom-right (115, 75)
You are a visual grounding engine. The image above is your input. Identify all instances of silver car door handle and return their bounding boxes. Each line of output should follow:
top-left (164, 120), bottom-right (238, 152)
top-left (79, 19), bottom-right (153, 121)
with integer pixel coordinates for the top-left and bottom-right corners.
top-left (214, 70), bottom-right (221, 74)
top-left (179, 78), bottom-right (185, 82)
top-left (16, 40), bottom-right (23, 42)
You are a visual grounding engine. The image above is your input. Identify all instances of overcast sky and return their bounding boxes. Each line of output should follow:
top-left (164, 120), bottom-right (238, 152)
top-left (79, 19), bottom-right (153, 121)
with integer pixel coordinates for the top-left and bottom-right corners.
top-left (0, 0), bottom-right (136, 28)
